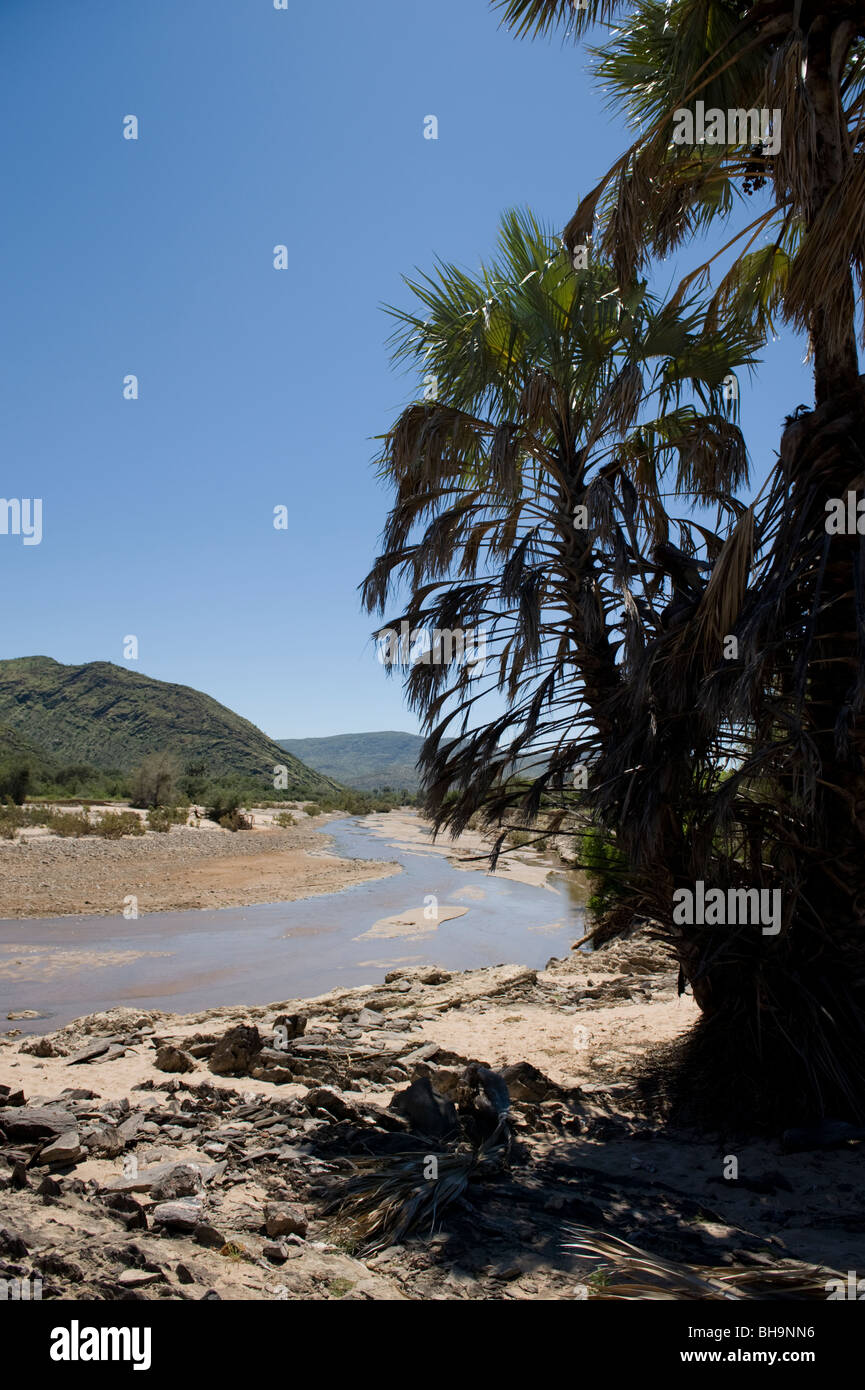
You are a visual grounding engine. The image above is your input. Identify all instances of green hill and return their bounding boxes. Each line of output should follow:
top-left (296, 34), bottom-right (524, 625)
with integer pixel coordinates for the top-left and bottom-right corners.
top-left (0, 657), bottom-right (339, 798)
top-left (0, 722), bottom-right (55, 774)
top-left (277, 731), bottom-right (425, 792)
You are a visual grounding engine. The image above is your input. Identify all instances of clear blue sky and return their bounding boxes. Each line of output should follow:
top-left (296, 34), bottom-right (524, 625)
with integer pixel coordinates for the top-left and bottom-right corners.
top-left (0, 0), bottom-right (812, 739)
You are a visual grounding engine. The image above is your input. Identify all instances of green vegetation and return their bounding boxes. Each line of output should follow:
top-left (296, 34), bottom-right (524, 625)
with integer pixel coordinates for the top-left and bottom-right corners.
top-left (0, 656), bottom-right (340, 800)
top-left (0, 804), bottom-right (147, 840)
top-left (146, 805), bottom-right (188, 833)
top-left (0, 759), bottom-right (32, 804)
top-left (92, 811), bottom-right (145, 839)
top-left (131, 754), bottom-right (178, 809)
top-left (577, 827), bottom-right (629, 923)
top-left (44, 810), bottom-right (93, 838)
top-left (306, 788), bottom-right (415, 816)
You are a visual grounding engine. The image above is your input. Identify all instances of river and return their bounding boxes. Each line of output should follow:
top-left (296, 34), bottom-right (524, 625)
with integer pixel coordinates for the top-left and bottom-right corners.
top-left (0, 816), bottom-right (586, 1034)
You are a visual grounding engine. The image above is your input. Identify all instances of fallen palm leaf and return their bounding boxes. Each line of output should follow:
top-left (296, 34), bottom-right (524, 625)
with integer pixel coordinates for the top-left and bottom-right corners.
top-left (563, 1225), bottom-right (837, 1300)
top-left (326, 1123), bottom-right (510, 1254)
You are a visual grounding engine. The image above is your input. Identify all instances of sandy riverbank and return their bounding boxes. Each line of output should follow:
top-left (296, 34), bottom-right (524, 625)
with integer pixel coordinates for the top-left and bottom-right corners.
top-left (0, 816), bottom-right (401, 920)
top-left (1, 934), bottom-right (855, 1301)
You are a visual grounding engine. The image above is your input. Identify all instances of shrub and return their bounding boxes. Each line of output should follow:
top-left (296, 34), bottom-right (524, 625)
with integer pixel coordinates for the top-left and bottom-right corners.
top-left (47, 811), bottom-right (93, 837)
top-left (0, 761), bottom-right (32, 805)
top-left (178, 760), bottom-right (209, 802)
top-left (130, 754), bottom-right (178, 809)
top-left (207, 790), bottom-right (242, 824)
top-left (93, 811), bottom-right (145, 839)
top-left (218, 809), bottom-right (252, 832)
top-left (578, 826), bottom-right (629, 920)
top-left (274, 811), bottom-right (297, 828)
top-left (303, 802), bottom-right (322, 818)
top-left (0, 802), bottom-right (25, 839)
top-left (147, 805), bottom-right (187, 833)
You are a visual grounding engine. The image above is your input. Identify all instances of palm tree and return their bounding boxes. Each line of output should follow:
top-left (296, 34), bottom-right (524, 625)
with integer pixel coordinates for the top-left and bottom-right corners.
top-left (493, 0), bottom-right (865, 1123)
top-left (363, 207), bottom-right (758, 917)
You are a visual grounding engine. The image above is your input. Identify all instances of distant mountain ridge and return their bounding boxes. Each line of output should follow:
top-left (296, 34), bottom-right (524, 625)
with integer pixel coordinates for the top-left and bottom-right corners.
top-left (278, 730), bottom-right (425, 792)
top-left (0, 656), bottom-right (339, 797)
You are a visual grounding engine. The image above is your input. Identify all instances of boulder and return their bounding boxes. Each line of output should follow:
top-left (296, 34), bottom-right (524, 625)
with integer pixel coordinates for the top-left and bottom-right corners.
top-left (149, 1200), bottom-right (203, 1232)
top-left (38, 1130), bottom-right (85, 1167)
top-left (154, 1045), bottom-right (196, 1074)
top-left (389, 1077), bottom-right (459, 1140)
top-left (0, 1106), bottom-right (74, 1141)
top-left (193, 1222), bottom-right (226, 1249)
top-left (272, 1013), bottom-right (307, 1043)
top-left (102, 1159), bottom-right (222, 1195)
top-left (66, 1040), bottom-right (114, 1065)
top-left (264, 1202), bottom-right (307, 1239)
top-left (303, 1088), bottom-right (357, 1122)
top-left (498, 1062), bottom-right (562, 1103)
top-left (149, 1164), bottom-right (203, 1201)
top-left (208, 1024), bottom-right (263, 1077)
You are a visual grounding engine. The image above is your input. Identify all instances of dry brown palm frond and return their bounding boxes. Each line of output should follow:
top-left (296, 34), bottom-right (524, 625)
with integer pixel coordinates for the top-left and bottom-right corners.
top-left (325, 1125), bottom-right (511, 1254)
top-left (690, 504), bottom-right (755, 656)
top-left (785, 157), bottom-right (865, 356)
top-left (563, 1226), bottom-right (839, 1300)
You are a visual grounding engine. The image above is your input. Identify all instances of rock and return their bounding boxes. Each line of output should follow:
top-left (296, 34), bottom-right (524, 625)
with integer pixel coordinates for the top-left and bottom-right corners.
top-left (149, 1200), bottom-right (203, 1232)
top-left (154, 1046), bottom-right (196, 1074)
top-left (0, 1106), bottom-right (74, 1141)
top-left (390, 1077), bottom-right (459, 1140)
top-left (20, 1035), bottom-right (64, 1057)
top-left (272, 1013), bottom-right (307, 1042)
top-left (102, 1159), bottom-right (223, 1195)
top-left (208, 1024), bottom-right (263, 1077)
top-left (117, 1269), bottom-right (164, 1287)
top-left (41, 1252), bottom-right (84, 1280)
top-left (456, 1064), bottom-right (511, 1143)
top-left (303, 1088), bottom-right (357, 1122)
top-left (264, 1202), bottom-right (307, 1239)
top-left (66, 1040), bottom-right (113, 1065)
top-left (498, 1062), bottom-right (563, 1103)
top-left (10, 1162), bottom-right (29, 1190)
top-left (99, 1193), bottom-right (148, 1230)
top-left (419, 970), bottom-right (451, 985)
top-left (401, 1042), bottom-right (440, 1065)
top-left (149, 1164), bottom-right (203, 1201)
top-left (356, 1008), bottom-right (385, 1027)
top-left (38, 1130), bottom-right (85, 1167)
top-left (117, 1114), bottom-right (149, 1144)
top-left (262, 1241), bottom-right (289, 1263)
top-left (251, 1065), bottom-right (296, 1085)
top-left (175, 1262), bottom-right (196, 1284)
top-left (82, 1124), bottom-right (124, 1157)
top-left (193, 1222), bottom-right (226, 1249)
top-left (7, 1010), bottom-right (40, 1020)
top-left (0, 1227), bottom-right (28, 1258)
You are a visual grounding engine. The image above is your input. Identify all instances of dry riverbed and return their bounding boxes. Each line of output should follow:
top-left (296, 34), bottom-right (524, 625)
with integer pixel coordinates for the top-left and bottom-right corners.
top-left (0, 936), bottom-right (856, 1301)
top-left (0, 816), bottom-right (401, 920)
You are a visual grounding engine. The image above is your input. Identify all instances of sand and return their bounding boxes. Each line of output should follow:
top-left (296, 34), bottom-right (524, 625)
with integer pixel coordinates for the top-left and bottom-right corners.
top-left (0, 814), bottom-right (400, 919)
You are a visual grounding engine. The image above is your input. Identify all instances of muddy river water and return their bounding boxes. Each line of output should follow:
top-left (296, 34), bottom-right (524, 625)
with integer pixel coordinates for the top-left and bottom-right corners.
top-left (0, 817), bottom-right (586, 1034)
